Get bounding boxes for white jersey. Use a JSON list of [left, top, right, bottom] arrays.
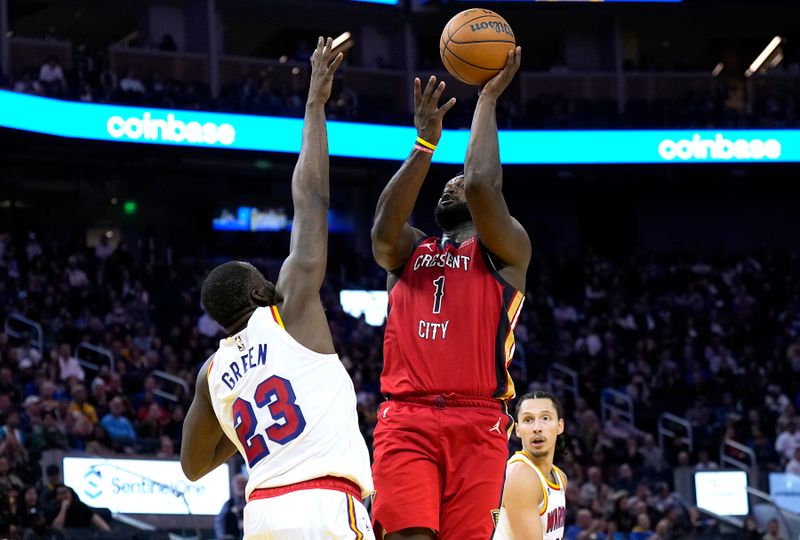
[[207, 306, 373, 501], [493, 452, 566, 540]]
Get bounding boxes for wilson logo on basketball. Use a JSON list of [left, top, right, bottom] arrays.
[[469, 21, 514, 37]]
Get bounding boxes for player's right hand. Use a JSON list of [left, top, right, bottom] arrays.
[[308, 36, 344, 105], [414, 75, 456, 146]]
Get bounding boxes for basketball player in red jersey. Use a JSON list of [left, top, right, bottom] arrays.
[[370, 47, 528, 540]]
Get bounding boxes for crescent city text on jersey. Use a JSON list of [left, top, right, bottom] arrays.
[[220, 343, 268, 390], [412, 252, 471, 271]]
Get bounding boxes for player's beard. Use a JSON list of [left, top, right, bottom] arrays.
[[528, 446, 552, 459], [434, 201, 471, 231]]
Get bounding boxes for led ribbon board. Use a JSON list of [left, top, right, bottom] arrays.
[[1, 90, 797, 164]]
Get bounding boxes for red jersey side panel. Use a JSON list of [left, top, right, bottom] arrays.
[[381, 236, 524, 399]]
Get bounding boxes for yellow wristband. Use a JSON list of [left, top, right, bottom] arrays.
[[416, 136, 437, 151]]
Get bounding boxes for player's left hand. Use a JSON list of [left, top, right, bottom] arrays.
[[308, 36, 344, 105], [480, 46, 521, 100]]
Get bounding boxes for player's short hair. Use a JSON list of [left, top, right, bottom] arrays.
[[515, 390, 569, 457], [201, 261, 262, 329]]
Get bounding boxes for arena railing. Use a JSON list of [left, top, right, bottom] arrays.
[[10, 36, 798, 121], [600, 387, 635, 428], [721, 438, 758, 487], [8, 36, 73, 73], [747, 485, 800, 538], [4, 312, 43, 353], [151, 369, 190, 403], [76, 342, 116, 376], [547, 363, 579, 401], [658, 412, 694, 454]]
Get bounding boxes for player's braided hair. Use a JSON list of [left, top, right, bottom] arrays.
[[515, 390, 569, 458], [201, 261, 262, 329]]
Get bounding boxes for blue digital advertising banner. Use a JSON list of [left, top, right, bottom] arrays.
[[1, 90, 797, 165]]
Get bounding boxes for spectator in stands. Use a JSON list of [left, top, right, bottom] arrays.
[[94, 234, 115, 260], [565, 508, 603, 540], [38, 56, 65, 95], [68, 384, 97, 424], [786, 446, 800, 476], [56, 344, 84, 382], [742, 517, 761, 540], [686, 506, 717, 536], [0, 456, 23, 493], [629, 513, 653, 540], [580, 466, 608, 506], [762, 518, 786, 540], [99, 396, 136, 451], [15, 333, 42, 368], [639, 434, 669, 479], [215, 473, 247, 540], [775, 419, 800, 464], [29, 409, 69, 451], [156, 434, 176, 458], [158, 34, 177, 52], [64, 257, 89, 289], [48, 484, 110, 532], [694, 448, 719, 470], [119, 69, 146, 95], [11, 71, 43, 95], [17, 485, 46, 529]]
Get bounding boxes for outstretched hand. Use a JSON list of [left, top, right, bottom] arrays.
[[414, 75, 457, 147], [308, 36, 344, 105], [480, 46, 521, 100]]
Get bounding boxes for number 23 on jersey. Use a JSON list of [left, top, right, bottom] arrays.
[[232, 375, 306, 467]]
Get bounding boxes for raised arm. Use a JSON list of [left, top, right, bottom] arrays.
[[275, 37, 343, 353], [463, 47, 531, 290], [371, 76, 456, 271]]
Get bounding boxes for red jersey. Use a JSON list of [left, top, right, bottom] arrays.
[[381, 235, 524, 400]]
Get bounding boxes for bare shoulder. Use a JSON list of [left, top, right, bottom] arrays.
[[505, 460, 542, 504]]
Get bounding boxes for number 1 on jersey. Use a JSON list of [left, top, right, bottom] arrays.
[[432, 276, 445, 314]]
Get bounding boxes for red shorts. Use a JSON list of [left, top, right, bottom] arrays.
[[371, 395, 513, 539]]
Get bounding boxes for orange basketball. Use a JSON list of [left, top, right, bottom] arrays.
[[439, 9, 515, 86]]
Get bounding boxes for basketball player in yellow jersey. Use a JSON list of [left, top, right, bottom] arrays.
[[180, 38, 374, 539], [494, 391, 568, 540]]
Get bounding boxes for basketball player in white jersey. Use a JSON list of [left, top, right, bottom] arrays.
[[494, 391, 568, 540], [180, 37, 374, 540]]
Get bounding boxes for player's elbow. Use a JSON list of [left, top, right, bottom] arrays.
[[293, 186, 331, 210], [180, 451, 204, 482], [181, 462, 203, 482], [464, 168, 501, 194]]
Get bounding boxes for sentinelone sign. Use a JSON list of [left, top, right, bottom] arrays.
[[62, 456, 230, 515], [0, 89, 797, 164]]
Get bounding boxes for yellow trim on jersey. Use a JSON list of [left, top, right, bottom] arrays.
[[506, 291, 524, 323], [553, 465, 567, 493], [497, 291, 524, 401], [534, 462, 562, 491], [206, 355, 215, 377], [508, 453, 547, 516], [270, 305, 285, 329], [346, 494, 364, 540]]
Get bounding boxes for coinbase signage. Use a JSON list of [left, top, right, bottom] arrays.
[[62, 457, 230, 515], [106, 112, 236, 145], [1, 90, 799, 164]]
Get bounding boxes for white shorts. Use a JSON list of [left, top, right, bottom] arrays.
[[243, 488, 374, 540]]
